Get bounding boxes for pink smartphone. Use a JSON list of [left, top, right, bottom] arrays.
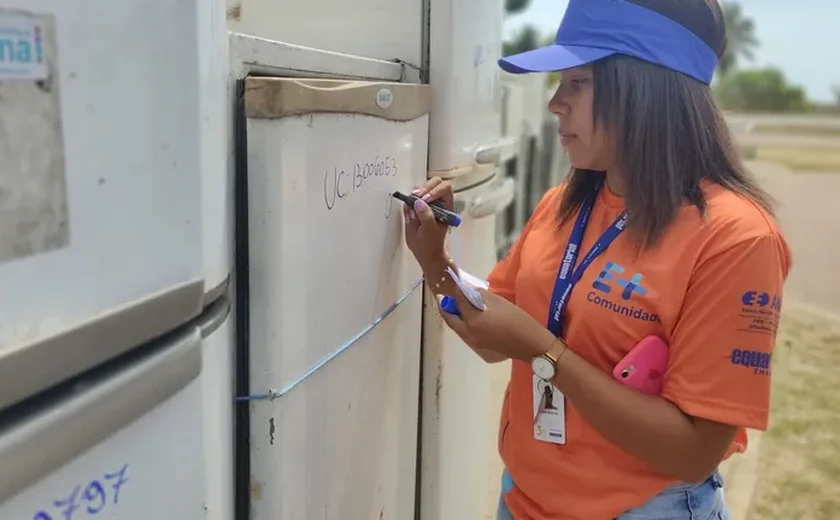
[[612, 335, 669, 395]]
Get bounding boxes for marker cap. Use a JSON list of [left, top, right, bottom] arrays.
[[439, 295, 461, 316]]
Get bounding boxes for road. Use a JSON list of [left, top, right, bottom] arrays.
[[719, 160, 840, 520], [726, 112, 840, 130], [735, 133, 840, 149], [746, 160, 840, 317]]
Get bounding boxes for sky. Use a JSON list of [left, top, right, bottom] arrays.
[[503, 0, 838, 102]]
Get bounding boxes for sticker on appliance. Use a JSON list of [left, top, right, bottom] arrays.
[[0, 10, 69, 264]]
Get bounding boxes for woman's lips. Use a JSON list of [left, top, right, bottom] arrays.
[[560, 133, 577, 145]]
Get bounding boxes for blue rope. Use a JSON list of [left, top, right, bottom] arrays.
[[235, 277, 424, 403]]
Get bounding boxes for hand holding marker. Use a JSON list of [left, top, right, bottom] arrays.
[[394, 190, 484, 316], [392, 191, 462, 227]]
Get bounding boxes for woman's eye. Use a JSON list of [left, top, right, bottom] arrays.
[[560, 78, 589, 91]]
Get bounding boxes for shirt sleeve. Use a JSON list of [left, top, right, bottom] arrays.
[[661, 231, 791, 431], [487, 187, 561, 303]]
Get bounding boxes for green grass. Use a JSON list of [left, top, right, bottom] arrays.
[[746, 308, 840, 520], [753, 146, 840, 173], [752, 123, 840, 139]]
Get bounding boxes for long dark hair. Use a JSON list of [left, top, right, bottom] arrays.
[[557, 0, 774, 248]]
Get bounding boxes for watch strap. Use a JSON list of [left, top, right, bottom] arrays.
[[541, 339, 568, 372]]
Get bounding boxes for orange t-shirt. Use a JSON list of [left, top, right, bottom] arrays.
[[488, 181, 791, 520]]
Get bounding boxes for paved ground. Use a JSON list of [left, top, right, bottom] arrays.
[[726, 113, 840, 129], [720, 159, 840, 520], [737, 133, 840, 149], [719, 429, 763, 520], [747, 160, 840, 317]]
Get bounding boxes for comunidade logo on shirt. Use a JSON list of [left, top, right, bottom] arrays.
[[587, 261, 660, 323]]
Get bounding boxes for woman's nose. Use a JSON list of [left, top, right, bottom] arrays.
[[547, 86, 569, 116], [548, 96, 568, 116]]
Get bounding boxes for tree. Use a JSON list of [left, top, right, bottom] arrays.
[[504, 0, 530, 16], [502, 25, 541, 57], [832, 84, 840, 106], [718, 1, 759, 75], [502, 0, 544, 58], [714, 67, 811, 112]]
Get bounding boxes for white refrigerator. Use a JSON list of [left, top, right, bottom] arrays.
[[226, 32, 429, 520], [419, 0, 516, 519], [0, 1, 233, 519]]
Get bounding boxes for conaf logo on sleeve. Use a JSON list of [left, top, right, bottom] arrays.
[[737, 290, 782, 336]]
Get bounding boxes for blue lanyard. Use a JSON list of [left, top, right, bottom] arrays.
[[547, 187, 627, 337]]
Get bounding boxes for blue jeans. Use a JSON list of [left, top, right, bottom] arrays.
[[497, 468, 730, 519]]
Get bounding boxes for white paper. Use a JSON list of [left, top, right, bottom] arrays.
[[458, 268, 489, 290], [445, 267, 487, 311]]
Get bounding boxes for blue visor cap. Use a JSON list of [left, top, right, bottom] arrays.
[[499, 0, 718, 84]]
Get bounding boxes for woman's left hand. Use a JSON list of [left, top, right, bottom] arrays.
[[438, 286, 556, 362]]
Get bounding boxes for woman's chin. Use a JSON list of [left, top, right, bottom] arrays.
[[566, 152, 605, 172], [567, 156, 594, 170]]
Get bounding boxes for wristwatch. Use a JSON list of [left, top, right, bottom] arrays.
[[531, 339, 568, 381]]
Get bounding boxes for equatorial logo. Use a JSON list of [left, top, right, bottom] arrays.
[[587, 261, 659, 323], [730, 348, 771, 376]]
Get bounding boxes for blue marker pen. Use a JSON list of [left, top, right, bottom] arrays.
[[392, 191, 462, 227]]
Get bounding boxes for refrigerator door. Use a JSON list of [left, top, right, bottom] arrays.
[[199, 295, 235, 520], [499, 78, 528, 253], [427, 0, 503, 172], [199, 0, 233, 300], [420, 177, 514, 520], [0, 325, 204, 518], [420, 1, 508, 517], [455, 176, 515, 221], [226, 0, 423, 68], [242, 76, 429, 519], [0, 1, 204, 412]]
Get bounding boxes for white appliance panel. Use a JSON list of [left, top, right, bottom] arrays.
[[226, 0, 423, 70], [199, 0, 234, 296], [200, 300, 235, 520], [427, 0, 504, 172], [0, 327, 204, 519], [420, 178, 513, 520], [0, 0, 204, 411]]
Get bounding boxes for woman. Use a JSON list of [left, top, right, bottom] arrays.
[[403, 0, 791, 518]]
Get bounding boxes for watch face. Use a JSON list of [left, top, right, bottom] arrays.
[[532, 356, 555, 381]]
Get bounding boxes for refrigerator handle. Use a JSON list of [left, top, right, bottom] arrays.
[[0, 326, 202, 504], [473, 136, 520, 165], [463, 177, 515, 220]]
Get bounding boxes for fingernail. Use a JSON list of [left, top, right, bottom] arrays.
[[409, 210, 416, 220], [422, 193, 431, 202], [412, 188, 422, 195], [414, 199, 426, 212]]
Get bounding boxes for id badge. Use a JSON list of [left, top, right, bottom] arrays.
[[532, 374, 566, 444]]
